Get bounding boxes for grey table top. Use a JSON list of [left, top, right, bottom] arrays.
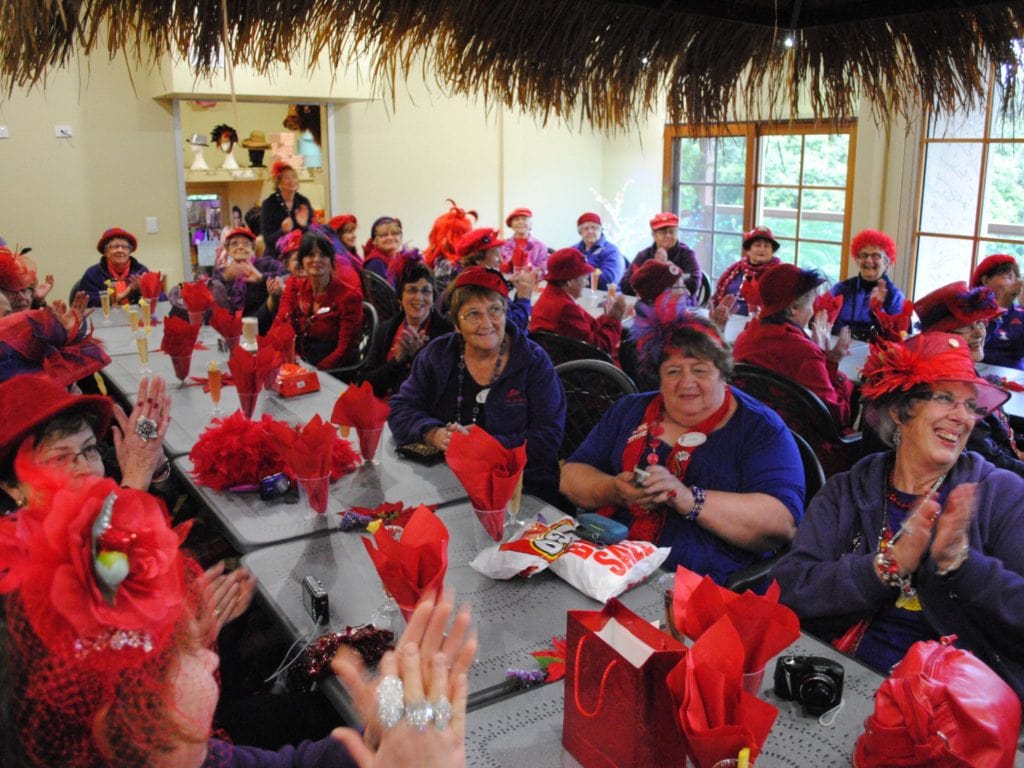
[[173, 428, 466, 552], [93, 302, 184, 353], [465, 631, 889, 768], [241, 496, 663, 706]]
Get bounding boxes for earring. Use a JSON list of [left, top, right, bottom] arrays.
[[892, 427, 902, 447]]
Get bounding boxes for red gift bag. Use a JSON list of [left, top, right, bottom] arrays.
[[563, 598, 687, 768]]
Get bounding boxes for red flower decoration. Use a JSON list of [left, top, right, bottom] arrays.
[[530, 635, 567, 682], [189, 412, 287, 490], [0, 473, 187, 657]]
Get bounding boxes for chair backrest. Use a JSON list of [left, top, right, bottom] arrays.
[[696, 271, 712, 308], [555, 359, 638, 460], [730, 362, 861, 476], [362, 270, 397, 324], [790, 429, 826, 504], [530, 330, 613, 367], [68, 278, 83, 304], [328, 301, 378, 381]]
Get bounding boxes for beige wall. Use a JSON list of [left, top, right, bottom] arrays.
[[0, 43, 921, 300]]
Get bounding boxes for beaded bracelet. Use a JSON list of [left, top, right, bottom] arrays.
[[684, 485, 705, 522], [873, 550, 915, 597]]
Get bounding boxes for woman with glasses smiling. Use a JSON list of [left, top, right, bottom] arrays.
[[828, 229, 905, 340], [389, 267, 566, 500], [359, 260, 453, 398], [775, 333, 1024, 701]]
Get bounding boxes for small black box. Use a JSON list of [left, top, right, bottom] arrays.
[[302, 576, 329, 624]]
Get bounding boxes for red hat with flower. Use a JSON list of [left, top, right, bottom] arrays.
[[0, 472, 202, 767], [649, 212, 680, 230], [277, 229, 303, 257], [971, 253, 1019, 288], [915, 281, 1002, 333], [96, 227, 137, 254], [270, 159, 294, 180], [0, 310, 112, 391], [0, 245, 36, 291], [455, 227, 506, 260], [742, 225, 780, 251], [631, 260, 683, 303], [452, 266, 510, 298], [861, 332, 1009, 415], [505, 207, 533, 227], [850, 229, 897, 265], [328, 214, 358, 232]]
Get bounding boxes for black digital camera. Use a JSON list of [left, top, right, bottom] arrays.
[[773, 655, 844, 715], [302, 576, 330, 625]]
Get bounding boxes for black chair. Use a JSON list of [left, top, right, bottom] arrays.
[[723, 430, 824, 593], [730, 362, 861, 477], [68, 278, 82, 303], [361, 270, 397, 324], [530, 330, 612, 367], [554, 359, 638, 460], [327, 302, 378, 383], [695, 271, 712, 308]]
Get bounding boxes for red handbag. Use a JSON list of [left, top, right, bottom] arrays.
[[563, 598, 688, 768], [855, 636, 1021, 768]]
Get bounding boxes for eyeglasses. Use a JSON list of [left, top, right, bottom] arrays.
[[856, 252, 886, 262], [459, 305, 506, 325], [375, 229, 403, 238], [39, 443, 104, 469], [403, 285, 434, 296], [919, 391, 990, 420]]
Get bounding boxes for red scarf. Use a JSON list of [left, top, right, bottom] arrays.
[[711, 256, 779, 308], [512, 238, 529, 268], [106, 257, 132, 302], [609, 389, 732, 543]]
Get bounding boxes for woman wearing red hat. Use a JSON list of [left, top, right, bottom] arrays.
[[389, 266, 565, 501], [571, 212, 625, 289], [914, 280, 1024, 475], [561, 312, 803, 585], [775, 332, 1024, 702], [972, 253, 1024, 368], [829, 229, 905, 340], [78, 227, 154, 307], [364, 215, 420, 285], [530, 247, 626, 355], [733, 263, 854, 432], [711, 225, 782, 316], [622, 212, 700, 302], [454, 227, 535, 332], [211, 227, 289, 333], [0, 245, 37, 314], [424, 200, 477, 290], [328, 213, 361, 262], [260, 161, 312, 261], [498, 207, 548, 275]]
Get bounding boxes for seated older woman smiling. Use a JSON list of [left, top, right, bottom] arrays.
[[560, 313, 804, 584]]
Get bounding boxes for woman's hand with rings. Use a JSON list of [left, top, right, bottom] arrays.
[[930, 483, 975, 572], [201, 561, 257, 642], [112, 376, 172, 490], [426, 423, 467, 452], [884, 493, 940, 578], [637, 464, 689, 511]]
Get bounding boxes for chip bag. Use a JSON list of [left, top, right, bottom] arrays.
[[550, 538, 670, 602], [470, 514, 576, 579]]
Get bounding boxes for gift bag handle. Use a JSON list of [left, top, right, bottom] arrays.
[[572, 633, 621, 718]]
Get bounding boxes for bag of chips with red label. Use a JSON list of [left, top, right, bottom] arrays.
[[550, 538, 670, 602], [470, 514, 576, 579]]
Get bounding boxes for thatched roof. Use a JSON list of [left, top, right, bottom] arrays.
[[3, 1, 1022, 128]]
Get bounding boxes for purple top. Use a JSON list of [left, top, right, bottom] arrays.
[[202, 737, 354, 767]]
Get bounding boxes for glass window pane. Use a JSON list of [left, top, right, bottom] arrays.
[[800, 189, 845, 242], [686, 232, 712, 273], [990, 77, 1024, 140], [919, 142, 982, 234], [716, 137, 747, 184], [676, 139, 716, 183], [712, 234, 744, 278], [714, 184, 744, 207], [928, 103, 987, 140], [759, 186, 798, 238], [802, 135, 849, 186], [678, 183, 711, 229], [980, 239, 1024, 262], [797, 242, 843, 284], [981, 142, 1024, 238], [760, 135, 802, 185], [914, 236, 974, 298]]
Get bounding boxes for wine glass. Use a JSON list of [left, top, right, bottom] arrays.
[[208, 365, 223, 417], [135, 332, 152, 375], [369, 526, 403, 629]]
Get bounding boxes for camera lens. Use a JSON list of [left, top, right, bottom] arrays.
[[799, 674, 839, 715]]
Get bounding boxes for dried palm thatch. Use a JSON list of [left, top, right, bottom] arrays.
[[2, 0, 1022, 129]]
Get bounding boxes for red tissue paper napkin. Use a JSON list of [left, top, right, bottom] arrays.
[[671, 567, 800, 676], [159, 315, 201, 381], [210, 305, 243, 342], [362, 506, 448, 620], [181, 281, 215, 314], [331, 381, 390, 460], [813, 293, 844, 325], [667, 615, 778, 768], [265, 415, 352, 513], [446, 427, 526, 541], [138, 271, 162, 300]]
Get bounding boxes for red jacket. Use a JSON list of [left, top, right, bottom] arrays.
[[529, 283, 621, 355], [273, 275, 364, 369], [733, 318, 853, 429]]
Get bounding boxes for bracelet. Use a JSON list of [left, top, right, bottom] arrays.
[[935, 546, 970, 577], [873, 551, 915, 598], [684, 485, 705, 522]]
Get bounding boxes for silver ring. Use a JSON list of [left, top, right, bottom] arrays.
[[404, 699, 434, 732], [431, 696, 452, 731], [376, 675, 404, 729], [213, 607, 222, 618], [135, 416, 159, 442]]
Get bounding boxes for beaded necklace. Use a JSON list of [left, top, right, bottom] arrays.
[[455, 335, 507, 425], [880, 466, 947, 609]]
